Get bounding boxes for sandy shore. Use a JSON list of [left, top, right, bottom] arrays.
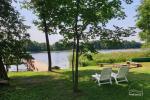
[[33, 60, 48, 72]]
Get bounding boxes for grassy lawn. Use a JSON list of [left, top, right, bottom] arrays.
[[0, 62, 150, 100]]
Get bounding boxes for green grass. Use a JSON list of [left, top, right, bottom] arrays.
[[79, 50, 150, 66], [0, 62, 150, 100]]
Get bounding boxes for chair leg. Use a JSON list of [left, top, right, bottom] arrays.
[[95, 77, 99, 83], [110, 79, 112, 85], [98, 81, 101, 86], [98, 79, 101, 86], [125, 76, 128, 82], [115, 78, 118, 84], [94, 78, 97, 83], [98, 83, 101, 86]]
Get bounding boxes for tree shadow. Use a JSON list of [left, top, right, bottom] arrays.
[[64, 69, 150, 100], [0, 69, 149, 100], [0, 72, 75, 100]]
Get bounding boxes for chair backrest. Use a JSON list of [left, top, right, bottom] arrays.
[[100, 68, 112, 81], [117, 66, 129, 78]]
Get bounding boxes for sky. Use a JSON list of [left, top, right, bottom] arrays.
[[13, 0, 141, 44]]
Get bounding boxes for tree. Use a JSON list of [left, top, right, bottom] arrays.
[[23, 0, 62, 71], [59, 0, 135, 92], [136, 0, 150, 47], [0, 0, 30, 79], [25, 40, 47, 52]]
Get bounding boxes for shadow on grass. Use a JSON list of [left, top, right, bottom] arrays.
[[0, 69, 149, 100], [64, 69, 150, 100]]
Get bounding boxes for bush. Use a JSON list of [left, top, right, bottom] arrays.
[[131, 57, 150, 62]]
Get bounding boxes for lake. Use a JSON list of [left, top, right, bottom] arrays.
[[32, 51, 71, 68], [9, 49, 141, 71]]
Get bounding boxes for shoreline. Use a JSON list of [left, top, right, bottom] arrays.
[[28, 48, 142, 54]]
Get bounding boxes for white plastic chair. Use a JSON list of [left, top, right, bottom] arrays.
[[92, 68, 112, 86], [111, 66, 129, 84]]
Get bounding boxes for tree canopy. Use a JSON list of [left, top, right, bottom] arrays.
[[23, 0, 61, 33], [57, 0, 135, 92], [136, 0, 150, 47], [0, 0, 30, 79]]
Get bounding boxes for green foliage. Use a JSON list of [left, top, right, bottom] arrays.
[[59, 0, 135, 41], [25, 40, 47, 52], [142, 43, 150, 48], [79, 42, 98, 54], [0, 0, 30, 65], [51, 40, 74, 51], [90, 40, 141, 50], [131, 57, 150, 62], [136, 0, 150, 46], [23, 0, 61, 33], [79, 50, 150, 66]]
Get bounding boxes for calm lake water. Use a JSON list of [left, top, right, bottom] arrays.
[[32, 51, 71, 68], [9, 49, 141, 71]]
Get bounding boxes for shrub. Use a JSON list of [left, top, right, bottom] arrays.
[[131, 57, 150, 62]]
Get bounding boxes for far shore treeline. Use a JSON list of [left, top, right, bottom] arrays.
[[26, 40, 142, 52]]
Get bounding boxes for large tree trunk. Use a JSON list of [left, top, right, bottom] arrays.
[[0, 57, 8, 80], [43, 18, 52, 71]]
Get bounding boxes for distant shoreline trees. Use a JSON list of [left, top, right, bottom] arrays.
[[25, 40, 142, 52]]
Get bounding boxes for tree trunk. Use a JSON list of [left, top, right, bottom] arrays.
[[43, 18, 52, 71], [74, 35, 79, 92], [72, 36, 76, 85], [74, 0, 80, 92], [5, 65, 9, 73], [0, 57, 8, 80], [16, 64, 19, 72]]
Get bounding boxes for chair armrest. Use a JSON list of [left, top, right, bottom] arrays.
[[92, 73, 101, 79], [111, 72, 117, 78]]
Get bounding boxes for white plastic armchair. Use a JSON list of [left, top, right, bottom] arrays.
[[111, 66, 129, 84], [92, 68, 112, 86]]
